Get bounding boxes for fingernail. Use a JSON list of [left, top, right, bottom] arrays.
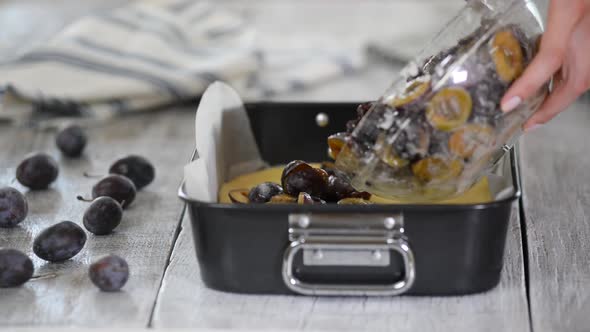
[[525, 124, 542, 133], [502, 96, 522, 113]]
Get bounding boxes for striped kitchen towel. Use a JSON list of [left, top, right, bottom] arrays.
[[0, 0, 365, 124]]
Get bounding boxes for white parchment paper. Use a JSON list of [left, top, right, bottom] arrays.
[[183, 82, 267, 202]]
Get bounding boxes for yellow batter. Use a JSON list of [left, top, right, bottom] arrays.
[[219, 164, 492, 205]]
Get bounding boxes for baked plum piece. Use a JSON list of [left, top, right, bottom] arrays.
[[281, 161, 329, 198], [227, 160, 371, 204], [248, 182, 283, 204]]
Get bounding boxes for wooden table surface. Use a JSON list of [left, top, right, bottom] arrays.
[[1, 0, 588, 331]]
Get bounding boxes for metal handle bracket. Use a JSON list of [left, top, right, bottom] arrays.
[[282, 213, 415, 296]]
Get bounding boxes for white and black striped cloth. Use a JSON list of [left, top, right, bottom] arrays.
[[0, 0, 364, 123]]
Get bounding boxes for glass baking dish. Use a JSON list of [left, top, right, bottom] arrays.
[[334, 0, 547, 202]]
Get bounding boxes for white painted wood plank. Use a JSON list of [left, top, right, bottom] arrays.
[[152, 201, 530, 331], [520, 98, 590, 332], [0, 109, 194, 327]]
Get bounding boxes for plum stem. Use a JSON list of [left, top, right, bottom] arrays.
[[77, 195, 93, 202], [83, 172, 103, 178], [30, 273, 58, 281]]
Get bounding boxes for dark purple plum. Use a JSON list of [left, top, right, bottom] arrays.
[[109, 156, 155, 190], [86, 175, 136, 209], [33, 221, 87, 262], [83, 197, 123, 235], [248, 182, 283, 203], [89, 255, 129, 292], [16, 153, 59, 190], [0, 187, 28, 228], [56, 125, 87, 157], [0, 249, 34, 288]]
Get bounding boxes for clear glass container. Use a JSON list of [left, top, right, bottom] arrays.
[[335, 0, 549, 202]]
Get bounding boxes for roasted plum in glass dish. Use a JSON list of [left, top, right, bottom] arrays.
[[333, 0, 548, 202]]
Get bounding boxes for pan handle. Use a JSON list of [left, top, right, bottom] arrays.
[[282, 213, 415, 296], [282, 238, 415, 297]]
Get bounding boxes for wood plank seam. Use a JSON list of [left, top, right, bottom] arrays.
[[147, 204, 187, 328], [518, 186, 534, 331], [513, 148, 534, 331], [148, 145, 196, 327], [518, 148, 540, 332]]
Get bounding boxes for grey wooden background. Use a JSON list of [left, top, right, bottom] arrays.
[[1, 0, 588, 331]]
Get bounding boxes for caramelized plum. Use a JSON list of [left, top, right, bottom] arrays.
[[449, 124, 495, 159], [490, 28, 525, 83], [267, 194, 297, 204], [390, 77, 431, 108], [426, 87, 472, 131], [281, 161, 329, 197], [324, 175, 371, 202], [248, 182, 283, 204], [228, 189, 249, 204], [297, 192, 315, 205], [320, 161, 337, 176], [324, 175, 355, 202], [411, 157, 463, 183], [380, 151, 410, 169], [327, 133, 348, 160]]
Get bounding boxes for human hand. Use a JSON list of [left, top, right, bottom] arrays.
[[500, 0, 590, 131]]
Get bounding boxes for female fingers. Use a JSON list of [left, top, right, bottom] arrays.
[[501, 0, 586, 113], [523, 12, 590, 130]]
